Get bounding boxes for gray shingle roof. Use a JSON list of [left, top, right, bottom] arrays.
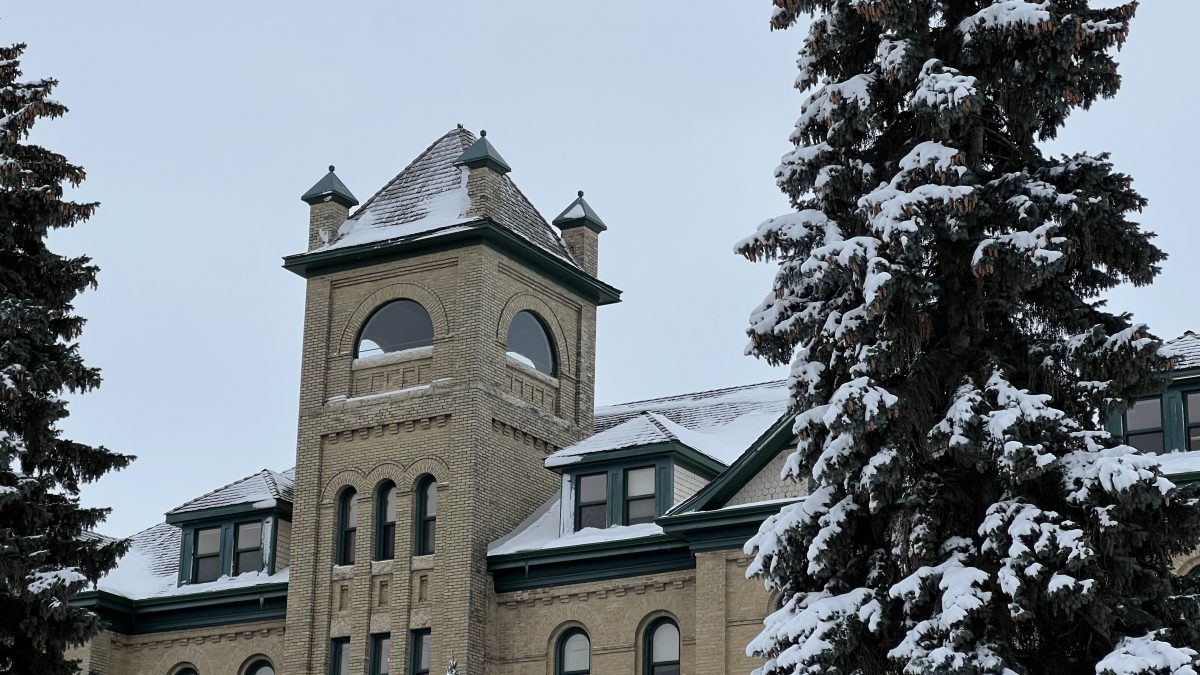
[[594, 380, 789, 434], [318, 127, 578, 265], [166, 468, 294, 516], [1165, 331, 1200, 370]]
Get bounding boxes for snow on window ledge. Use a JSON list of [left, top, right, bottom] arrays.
[[506, 353, 559, 386], [352, 345, 434, 370]]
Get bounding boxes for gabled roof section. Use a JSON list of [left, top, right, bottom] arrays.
[[1165, 331, 1200, 370], [310, 126, 577, 265], [547, 380, 791, 468], [166, 468, 294, 518]]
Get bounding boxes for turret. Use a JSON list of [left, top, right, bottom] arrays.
[[553, 190, 607, 277], [300, 165, 358, 251]]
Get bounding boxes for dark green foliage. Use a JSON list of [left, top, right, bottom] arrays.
[[0, 42, 132, 673]]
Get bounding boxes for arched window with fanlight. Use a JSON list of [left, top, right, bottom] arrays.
[[506, 310, 557, 376], [644, 618, 680, 675], [336, 488, 358, 565], [244, 659, 275, 675], [414, 476, 437, 556], [556, 628, 590, 675], [375, 481, 397, 561], [356, 300, 434, 358]]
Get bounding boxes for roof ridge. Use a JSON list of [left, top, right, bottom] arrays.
[[643, 412, 682, 443], [348, 127, 475, 221], [165, 468, 274, 515], [598, 379, 787, 410]]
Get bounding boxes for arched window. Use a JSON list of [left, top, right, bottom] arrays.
[[506, 310, 556, 376], [415, 477, 437, 556], [175, 668, 199, 675], [376, 482, 397, 561], [644, 619, 680, 674], [336, 488, 358, 565], [556, 628, 590, 675], [245, 659, 275, 675], [356, 300, 434, 358]]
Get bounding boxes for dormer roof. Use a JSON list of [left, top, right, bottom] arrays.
[[165, 468, 294, 520]]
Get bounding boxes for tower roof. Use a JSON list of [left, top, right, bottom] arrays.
[[314, 127, 577, 264], [453, 130, 512, 174], [301, 166, 358, 208], [552, 190, 607, 232]]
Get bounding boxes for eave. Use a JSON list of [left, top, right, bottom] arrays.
[[72, 582, 288, 635], [165, 501, 292, 526], [487, 533, 691, 593], [282, 219, 621, 306], [547, 441, 726, 478]]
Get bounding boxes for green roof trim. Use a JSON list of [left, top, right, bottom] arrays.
[[658, 497, 802, 552], [164, 501, 291, 526], [552, 191, 608, 233], [669, 413, 797, 515], [282, 218, 621, 306], [453, 131, 512, 174], [488, 533, 691, 592], [72, 582, 288, 635], [301, 166, 359, 208], [550, 440, 726, 477]]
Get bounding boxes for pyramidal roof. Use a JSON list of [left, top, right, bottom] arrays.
[[316, 127, 577, 265]]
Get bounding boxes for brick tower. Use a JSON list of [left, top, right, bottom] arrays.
[[280, 127, 619, 675]]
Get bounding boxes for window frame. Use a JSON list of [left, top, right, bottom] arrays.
[[192, 525, 223, 584], [1123, 396, 1165, 454], [556, 628, 591, 675], [506, 310, 558, 377], [355, 299, 434, 359], [414, 477, 437, 557], [574, 472, 608, 532], [336, 488, 358, 566], [623, 465, 657, 526], [643, 618, 681, 675], [409, 629, 431, 675], [233, 520, 264, 576], [244, 658, 275, 675], [375, 482, 397, 561], [1184, 390, 1200, 452], [369, 632, 391, 675], [329, 637, 350, 675]]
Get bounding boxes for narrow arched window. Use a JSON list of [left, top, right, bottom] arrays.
[[415, 477, 437, 556], [245, 659, 275, 675], [557, 628, 590, 675], [506, 310, 557, 376], [644, 619, 680, 674], [357, 300, 434, 358], [376, 482, 397, 561], [336, 488, 358, 565], [175, 668, 199, 675]]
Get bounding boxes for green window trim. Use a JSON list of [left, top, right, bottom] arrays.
[[1124, 396, 1165, 453], [569, 458, 674, 531], [643, 618, 680, 674], [336, 488, 358, 566], [574, 472, 608, 531], [414, 477, 437, 557], [624, 466, 657, 526], [233, 520, 264, 576], [1184, 391, 1200, 451], [329, 637, 350, 675], [370, 632, 391, 675], [556, 627, 591, 675], [176, 512, 281, 586], [191, 526, 222, 583], [410, 629, 431, 675]]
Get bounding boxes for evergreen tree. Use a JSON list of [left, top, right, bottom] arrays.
[[739, 2, 1200, 673], [0, 42, 132, 673]]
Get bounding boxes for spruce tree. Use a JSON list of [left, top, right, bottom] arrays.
[[739, 2, 1200, 673], [0, 42, 132, 673]]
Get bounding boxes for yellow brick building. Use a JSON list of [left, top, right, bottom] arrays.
[[68, 127, 1200, 675]]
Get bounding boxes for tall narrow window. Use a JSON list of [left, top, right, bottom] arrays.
[[356, 300, 434, 358], [557, 629, 590, 675], [376, 482, 397, 561], [624, 466, 656, 525], [415, 477, 437, 556], [1186, 393, 1200, 451], [370, 633, 391, 675], [506, 310, 557, 376], [330, 638, 350, 675], [337, 489, 358, 565], [1124, 397, 1163, 453], [575, 473, 607, 531], [234, 521, 263, 575], [644, 619, 680, 675], [192, 526, 221, 583], [410, 630, 431, 675]]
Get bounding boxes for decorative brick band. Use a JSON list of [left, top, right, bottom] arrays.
[[491, 418, 559, 453], [322, 414, 450, 444]]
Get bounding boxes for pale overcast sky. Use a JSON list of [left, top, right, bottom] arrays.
[[4, 2, 1197, 536]]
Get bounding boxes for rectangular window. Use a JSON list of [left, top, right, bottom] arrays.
[[1125, 397, 1164, 453], [234, 521, 263, 575], [330, 637, 350, 675], [410, 630, 431, 675], [625, 466, 657, 525], [370, 633, 391, 675], [575, 472, 608, 531], [1187, 393, 1200, 451], [192, 526, 221, 583]]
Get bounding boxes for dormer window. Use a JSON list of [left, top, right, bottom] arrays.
[[1125, 397, 1163, 453], [193, 527, 221, 583], [234, 521, 263, 575], [1186, 392, 1200, 450], [624, 467, 656, 525], [507, 310, 556, 376], [575, 473, 608, 530], [356, 300, 434, 358]]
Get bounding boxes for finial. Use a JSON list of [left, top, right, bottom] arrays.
[[480, 129, 487, 137], [328, 165, 335, 172], [457, 123, 463, 129], [578, 190, 584, 198]]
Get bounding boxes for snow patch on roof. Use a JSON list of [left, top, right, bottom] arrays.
[[1164, 331, 1200, 370], [167, 468, 294, 516], [1154, 450, 1200, 477], [487, 493, 664, 556]]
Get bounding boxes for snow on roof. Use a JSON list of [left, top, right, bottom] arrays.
[[1164, 331, 1200, 370], [316, 127, 578, 265], [487, 494, 664, 556], [1155, 450, 1200, 477], [547, 380, 791, 468], [166, 468, 294, 516]]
